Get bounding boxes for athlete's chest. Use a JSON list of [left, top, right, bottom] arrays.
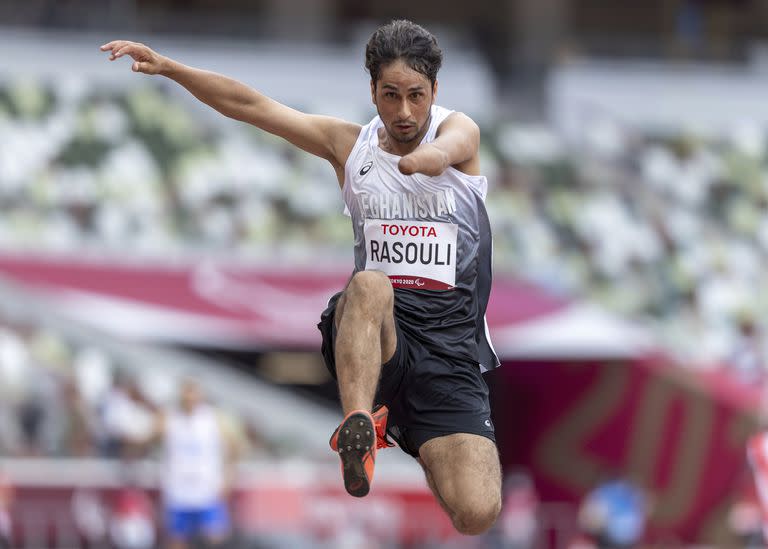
[[348, 148, 459, 222], [348, 148, 462, 290]]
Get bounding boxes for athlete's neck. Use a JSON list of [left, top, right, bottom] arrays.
[[379, 113, 432, 157]]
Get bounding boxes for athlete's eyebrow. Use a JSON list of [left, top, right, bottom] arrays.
[[381, 83, 426, 92]]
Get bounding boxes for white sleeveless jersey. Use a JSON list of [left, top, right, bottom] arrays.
[[342, 105, 499, 371], [162, 404, 224, 508]]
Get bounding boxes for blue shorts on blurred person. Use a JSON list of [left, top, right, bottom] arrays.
[[166, 501, 230, 541]]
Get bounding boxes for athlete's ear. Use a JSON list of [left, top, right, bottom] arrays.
[[370, 79, 377, 105], [432, 79, 438, 100]]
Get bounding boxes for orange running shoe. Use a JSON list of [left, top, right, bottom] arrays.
[[329, 405, 392, 497], [371, 404, 394, 450]]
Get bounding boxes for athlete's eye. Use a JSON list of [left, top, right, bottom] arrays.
[[384, 91, 397, 99]]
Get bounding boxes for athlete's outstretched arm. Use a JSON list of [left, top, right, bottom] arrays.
[[398, 112, 481, 177], [100, 40, 360, 172]]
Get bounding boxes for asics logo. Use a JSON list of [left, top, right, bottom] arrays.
[[359, 161, 373, 176]]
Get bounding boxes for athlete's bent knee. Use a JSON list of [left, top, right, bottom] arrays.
[[451, 498, 501, 536], [345, 270, 393, 308]]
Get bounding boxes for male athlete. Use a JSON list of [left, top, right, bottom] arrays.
[[102, 19, 502, 535], [116, 378, 238, 548], [151, 379, 238, 549]]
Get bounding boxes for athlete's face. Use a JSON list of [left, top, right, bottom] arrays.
[[180, 381, 202, 412], [371, 59, 437, 153]]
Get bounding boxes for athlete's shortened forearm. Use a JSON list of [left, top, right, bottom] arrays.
[[398, 143, 450, 177], [398, 113, 479, 177]]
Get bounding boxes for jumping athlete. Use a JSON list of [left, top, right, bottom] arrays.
[[101, 19, 502, 535]]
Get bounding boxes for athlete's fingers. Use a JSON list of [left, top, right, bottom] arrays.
[[101, 42, 120, 60], [108, 40, 137, 54], [101, 41, 132, 61], [101, 40, 131, 52], [114, 43, 148, 62], [111, 43, 134, 58]]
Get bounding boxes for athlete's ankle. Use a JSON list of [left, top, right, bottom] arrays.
[[341, 405, 374, 417]]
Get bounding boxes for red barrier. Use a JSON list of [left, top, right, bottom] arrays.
[[1, 468, 461, 548]]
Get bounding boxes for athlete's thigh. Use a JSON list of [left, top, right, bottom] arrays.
[[334, 275, 398, 364], [419, 433, 501, 508]]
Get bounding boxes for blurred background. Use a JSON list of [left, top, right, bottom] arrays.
[[1, 0, 768, 547]]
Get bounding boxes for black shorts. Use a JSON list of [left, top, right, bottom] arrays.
[[318, 292, 495, 458]]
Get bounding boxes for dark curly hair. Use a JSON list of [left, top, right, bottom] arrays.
[[365, 20, 443, 88]]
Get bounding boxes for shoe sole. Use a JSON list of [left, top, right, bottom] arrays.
[[336, 412, 376, 497]]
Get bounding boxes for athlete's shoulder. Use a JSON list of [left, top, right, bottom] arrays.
[[436, 109, 478, 131], [432, 108, 482, 177], [436, 111, 481, 151], [337, 119, 364, 139], [362, 112, 383, 134], [346, 113, 382, 156], [432, 104, 455, 117], [328, 118, 364, 171]]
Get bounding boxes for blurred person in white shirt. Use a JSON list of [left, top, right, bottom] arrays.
[[143, 379, 240, 549]]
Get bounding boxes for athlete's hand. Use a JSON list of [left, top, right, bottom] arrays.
[[100, 40, 166, 75], [399, 143, 449, 177]]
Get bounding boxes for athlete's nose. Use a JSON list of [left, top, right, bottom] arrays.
[[397, 98, 411, 120]]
